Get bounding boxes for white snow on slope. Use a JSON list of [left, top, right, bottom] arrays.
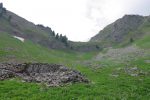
[[13, 36, 25, 42]]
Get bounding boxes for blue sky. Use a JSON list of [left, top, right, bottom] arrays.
[[0, 0, 150, 41]]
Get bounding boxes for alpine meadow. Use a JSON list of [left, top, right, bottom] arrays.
[[0, 2, 150, 100]]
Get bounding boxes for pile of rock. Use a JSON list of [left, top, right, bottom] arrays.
[[0, 63, 88, 86], [95, 45, 149, 64], [110, 66, 149, 77], [124, 67, 148, 77]]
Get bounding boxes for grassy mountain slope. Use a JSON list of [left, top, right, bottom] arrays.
[[90, 15, 150, 47], [0, 9, 68, 49], [0, 4, 149, 100], [0, 4, 101, 51], [0, 32, 98, 64], [0, 30, 149, 100]]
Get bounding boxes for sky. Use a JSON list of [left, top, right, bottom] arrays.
[[0, 0, 150, 41]]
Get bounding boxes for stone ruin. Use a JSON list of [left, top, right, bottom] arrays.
[[0, 63, 89, 86]]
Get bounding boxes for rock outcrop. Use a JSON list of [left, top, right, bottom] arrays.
[[0, 63, 89, 86]]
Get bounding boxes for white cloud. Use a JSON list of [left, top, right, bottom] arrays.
[[0, 0, 150, 41]]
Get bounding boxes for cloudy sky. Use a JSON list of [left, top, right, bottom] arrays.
[[0, 0, 150, 41]]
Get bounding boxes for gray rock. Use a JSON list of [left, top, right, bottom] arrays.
[[0, 69, 14, 80], [0, 63, 89, 86]]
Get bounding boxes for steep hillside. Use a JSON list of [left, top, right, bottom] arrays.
[[0, 4, 68, 49], [0, 32, 98, 64], [90, 15, 150, 47], [0, 3, 101, 52]]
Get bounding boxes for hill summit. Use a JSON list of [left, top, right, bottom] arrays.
[[90, 14, 150, 47]]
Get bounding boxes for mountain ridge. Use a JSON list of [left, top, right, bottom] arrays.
[[0, 4, 100, 52], [90, 14, 150, 47], [0, 3, 149, 51]]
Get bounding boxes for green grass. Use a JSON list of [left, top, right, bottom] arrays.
[[0, 32, 150, 99], [0, 61, 149, 100], [135, 33, 150, 48], [0, 32, 96, 64]]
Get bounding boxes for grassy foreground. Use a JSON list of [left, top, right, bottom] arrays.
[[0, 32, 150, 99], [0, 61, 149, 100]]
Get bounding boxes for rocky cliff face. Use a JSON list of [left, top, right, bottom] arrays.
[[90, 15, 147, 46], [0, 63, 88, 86]]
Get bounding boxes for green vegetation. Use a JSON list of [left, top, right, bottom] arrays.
[[0, 31, 149, 99], [0, 3, 4, 17], [0, 3, 7, 18], [0, 9, 149, 99], [0, 60, 149, 100], [55, 33, 68, 46], [0, 32, 97, 64]]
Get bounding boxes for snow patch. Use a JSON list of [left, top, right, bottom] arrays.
[[13, 36, 25, 42]]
